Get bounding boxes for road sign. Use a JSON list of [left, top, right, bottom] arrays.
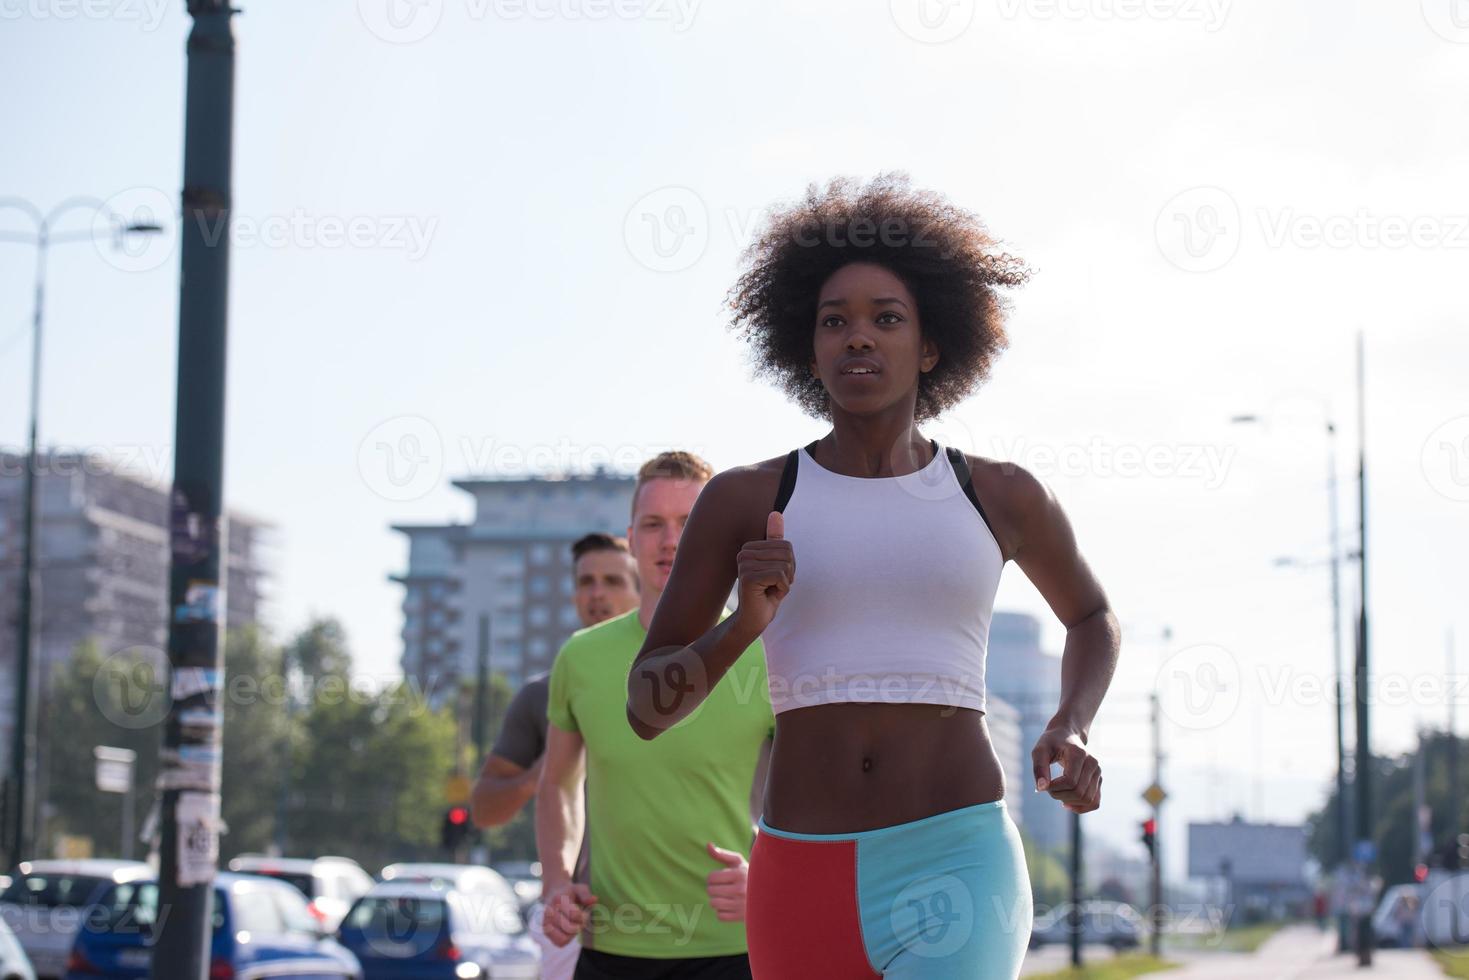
[[95, 746, 137, 794], [1354, 838, 1376, 864], [1142, 783, 1167, 808]]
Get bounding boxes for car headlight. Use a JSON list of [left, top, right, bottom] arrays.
[[454, 962, 482, 979]]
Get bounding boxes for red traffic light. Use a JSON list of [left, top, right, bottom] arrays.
[[1143, 818, 1156, 836], [448, 805, 469, 826], [1414, 863, 1429, 882]]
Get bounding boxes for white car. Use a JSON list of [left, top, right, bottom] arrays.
[[0, 915, 35, 980], [0, 859, 150, 979], [378, 864, 524, 926], [226, 855, 375, 932]]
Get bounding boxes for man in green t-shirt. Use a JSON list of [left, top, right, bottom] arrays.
[[537, 451, 774, 980]]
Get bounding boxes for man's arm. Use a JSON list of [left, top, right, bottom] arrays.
[[535, 721, 588, 891], [471, 753, 542, 829], [472, 680, 549, 828]]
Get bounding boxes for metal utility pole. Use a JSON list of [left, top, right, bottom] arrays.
[[1069, 812, 1082, 968], [152, 3, 236, 978], [1352, 331, 1373, 965], [1149, 691, 1163, 958], [0, 197, 160, 869], [1451, 629, 1461, 844], [473, 614, 491, 760]]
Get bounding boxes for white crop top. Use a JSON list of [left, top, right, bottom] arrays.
[[759, 438, 1006, 715]]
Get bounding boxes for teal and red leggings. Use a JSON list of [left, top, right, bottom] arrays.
[[746, 799, 1032, 979]]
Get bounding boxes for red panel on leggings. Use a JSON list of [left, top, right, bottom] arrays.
[[746, 831, 880, 979]]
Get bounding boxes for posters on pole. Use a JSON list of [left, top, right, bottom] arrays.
[[176, 791, 221, 887]]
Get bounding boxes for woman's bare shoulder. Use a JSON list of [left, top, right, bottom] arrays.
[[700, 453, 794, 541]]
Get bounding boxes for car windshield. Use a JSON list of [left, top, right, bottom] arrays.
[[243, 870, 315, 898], [86, 882, 225, 935], [0, 872, 110, 909], [344, 895, 448, 953]]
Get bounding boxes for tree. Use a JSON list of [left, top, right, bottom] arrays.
[[219, 625, 290, 859]]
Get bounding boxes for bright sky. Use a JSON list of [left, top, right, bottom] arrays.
[[3, 0, 1467, 872]]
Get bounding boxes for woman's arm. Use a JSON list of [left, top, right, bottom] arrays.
[[626, 468, 790, 740], [981, 458, 1119, 812]]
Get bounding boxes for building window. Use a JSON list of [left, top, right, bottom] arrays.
[[530, 543, 552, 564], [529, 575, 550, 597], [560, 606, 581, 628], [529, 637, 549, 659], [528, 606, 549, 628]]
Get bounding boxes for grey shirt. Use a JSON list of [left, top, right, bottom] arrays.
[[493, 672, 590, 885]]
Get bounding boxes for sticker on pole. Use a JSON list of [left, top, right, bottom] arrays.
[[176, 791, 221, 887]]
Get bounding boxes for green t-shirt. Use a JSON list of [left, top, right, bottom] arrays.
[[546, 607, 774, 959]]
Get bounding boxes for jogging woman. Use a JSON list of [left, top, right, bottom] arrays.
[[626, 173, 1120, 979]]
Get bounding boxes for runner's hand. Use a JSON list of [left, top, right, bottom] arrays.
[[542, 880, 597, 946], [706, 841, 749, 922], [1031, 726, 1102, 814], [735, 511, 795, 636]]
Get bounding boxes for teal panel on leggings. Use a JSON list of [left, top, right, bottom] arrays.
[[855, 799, 1033, 979]]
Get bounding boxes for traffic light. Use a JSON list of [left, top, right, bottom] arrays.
[[441, 805, 474, 852], [1140, 817, 1157, 859]]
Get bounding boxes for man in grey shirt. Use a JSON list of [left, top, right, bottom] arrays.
[[472, 533, 639, 979]]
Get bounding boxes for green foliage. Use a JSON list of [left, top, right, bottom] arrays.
[[1305, 729, 1467, 886]]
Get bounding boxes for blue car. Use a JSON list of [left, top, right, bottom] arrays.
[[64, 871, 362, 979], [335, 882, 538, 979]]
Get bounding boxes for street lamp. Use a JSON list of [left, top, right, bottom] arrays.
[[1230, 405, 1353, 951], [0, 195, 164, 869]]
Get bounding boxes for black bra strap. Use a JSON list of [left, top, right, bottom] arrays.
[[773, 448, 801, 513], [945, 445, 1004, 558]]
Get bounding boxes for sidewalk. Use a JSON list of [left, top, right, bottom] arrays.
[[1163, 924, 1444, 979]]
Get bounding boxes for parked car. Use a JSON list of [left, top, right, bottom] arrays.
[[1028, 900, 1144, 950], [226, 856, 375, 931], [336, 882, 537, 979], [64, 871, 361, 979], [489, 862, 541, 912], [377, 866, 521, 922], [0, 916, 36, 980], [0, 860, 151, 979], [1373, 883, 1423, 948]]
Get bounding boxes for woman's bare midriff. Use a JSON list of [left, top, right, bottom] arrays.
[[760, 701, 1008, 834]]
